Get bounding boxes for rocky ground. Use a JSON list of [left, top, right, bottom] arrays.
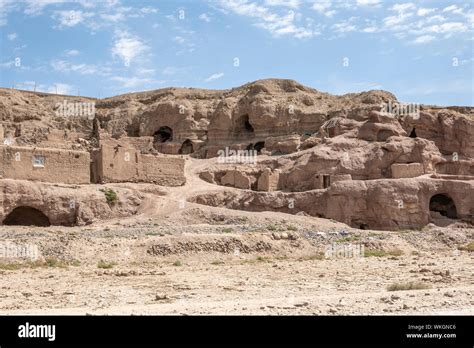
[[0, 205, 472, 315]]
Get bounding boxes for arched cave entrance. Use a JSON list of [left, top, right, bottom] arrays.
[[153, 126, 173, 143], [3, 206, 51, 227], [429, 194, 457, 219], [254, 141, 265, 153], [409, 128, 417, 138], [178, 139, 194, 154], [234, 114, 254, 137]]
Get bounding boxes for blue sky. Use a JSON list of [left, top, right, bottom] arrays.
[[0, 0, 472, 105]]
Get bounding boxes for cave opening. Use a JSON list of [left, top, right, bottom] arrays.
[[3, 206, 51, 227], [153, 126, 173, 143], [429, 194, 457, 219], [178, 139, 194, 154], [235, 114, 254, 135], [409, 128, 417, 138], [323, 175, 331, 188], [244, 119, 254, 133], [254, 141, 265, 153]]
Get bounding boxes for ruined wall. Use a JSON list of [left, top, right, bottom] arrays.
[[257, 169, 280, 191], [137, 154, 186, 186], [96, 141, 185, 186], [0, 145, 90, 184], [435, 160, 474, 176], [391, 163, 424, 178]]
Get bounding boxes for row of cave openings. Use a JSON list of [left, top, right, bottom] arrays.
[[1, 193, 459, 227], [153, 126, 194, 155], [152, 114, 265, 155]]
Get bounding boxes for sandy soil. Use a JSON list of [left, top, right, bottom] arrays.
[[0, 218, 472, 315], [0, 158, 472, 315]]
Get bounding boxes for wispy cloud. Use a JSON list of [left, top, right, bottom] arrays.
[[50, 59, 97, 75], [53, 10, 93, 28], [199, 13, 211, 22], [218, 0, 316, 39], [204, 72, 224, 82], [110, 76, 161, 88], [64, 49, 80, 56], [24, 0, 66, 16], [265, 0, 301, 9], [412, 35, 435, 44]]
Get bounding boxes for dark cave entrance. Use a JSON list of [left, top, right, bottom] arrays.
[[323, 175, 331, 189], [178, 139, 194, 154], [254, 141, 265, 153], [3, 207, 51, 227], [429, 194, 457, 219], [234, 114, 255, 137], [153, 126, 173, 143], [409, 128, 417, 138]]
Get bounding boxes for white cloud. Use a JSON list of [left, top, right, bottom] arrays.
[[0, 0, 19, 26], [199, 13, 211, 22], [173, 36, 185, 44], [356, 0, 381, 6], [417, 8, 436, 16], [100, 12, 126, 22], [415, 22, 468, 35], [333, 21, 357, 33], [50, 59, 97, 74], [390, 3, 416, 13], [53, 10, 93, 28], [24, 0, 66, 16], [265, 0, 300, 9], [110, 76, 156, 88], [219, 0, 316, 39], [425, 15, 446, 23], [47, 83, 74, 95], [412, 35, 435, 44], [65, 49, 80, 56], [204, 72, 224, 82], [140, 7, 158, 14], [362, 26, 378, 33], [312, 0, 331, 13], [162, 66, 187, 75], [111, 30, 150, 65], [7, 32, 17, 40], [443, 5, 462, 14], [136, 67, 155, 75]]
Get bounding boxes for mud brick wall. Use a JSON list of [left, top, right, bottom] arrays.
[[0, 145, 90, 184]]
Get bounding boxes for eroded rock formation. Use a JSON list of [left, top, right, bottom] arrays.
[[0, 78, 472, 229]]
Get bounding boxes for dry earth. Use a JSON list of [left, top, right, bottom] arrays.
[[0, 159, 472, 315]]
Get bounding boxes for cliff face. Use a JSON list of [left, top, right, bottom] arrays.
[[1, 78, 471, 159], [0, 79, 397, 151], [0, 78, 473, 230]]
